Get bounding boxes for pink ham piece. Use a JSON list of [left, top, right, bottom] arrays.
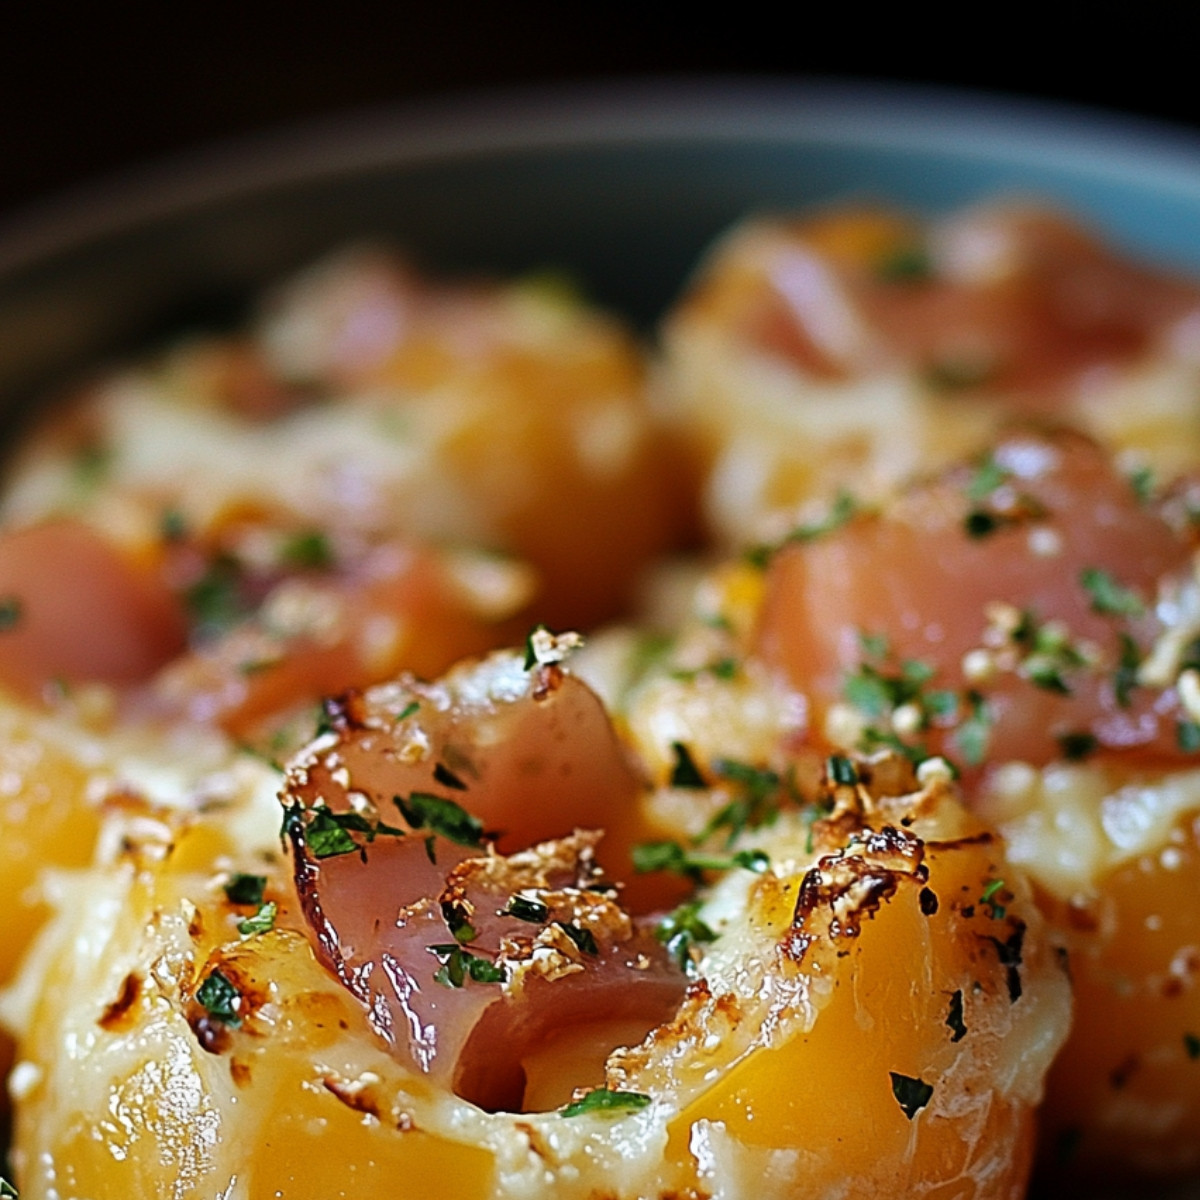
[[759, 428, 1198, 772], [280, 649, 688, 1111]]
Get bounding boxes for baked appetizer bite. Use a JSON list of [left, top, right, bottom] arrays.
[[3, 647, 1070, 1200], [661, 204, 1200, 546], [2, 246, 683, 640], [749, 423, 1200, 1181]]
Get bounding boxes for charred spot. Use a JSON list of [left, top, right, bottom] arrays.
[[191, 1014, 234, 1055], [98, 972, 141, 1031], [1109, 1053, 1141, 1090], [323, 1074, 386, 1121], [1064, 900, 1099, 933], [986, 921, 1026, 1003], [321, 690, 370, 733], [792, 857, 901, 940], [919, 887, 939, 916]]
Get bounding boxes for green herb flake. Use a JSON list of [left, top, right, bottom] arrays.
[[980, 878, 1007, 919], [632, 840, 769, 878], [1, 1176, 18, 1199], [967, 456, 1011, 502], [1129, 465, 1156, 504], [1179, 721, 1200, 753], [926, 355, 995, 391], [504, 894, 550, 924], [523, 623, 549, 670], [656, 899, 717, 973], [557, 921, 599, 956], [1057, 730, 1098, 761], [876, 242, 932, 283], [433, 761, 468, 791], [827, 755, 859, 786], [669, 741, 707, 790], [1185, 1033, 1200, 1060], [0, 596, 22, 632], [560, 1088, 652, 1119], [396, 700, 420, 721], [279, 529, 334, 570], [160, 507, 187, 542], [238, 901, 278, 937], [858, 630, 890, 660], [73, 442, 111, 489], [428, 944, 504, 988], [1114, 634, 1142, 709], [196, 968, 243, 1027], [745, 490, 858, 569], [889, 1071, 934, 1120], [224, 873, 267, 907], [946, 989, 967, 1042], [396, 792, 484, 848], [954, 692, 992, 767], [1081, 567, 1144, 617], [304, 808, 363, 859], [964, 509, 1001, 539], [184, 554, 247, 638]]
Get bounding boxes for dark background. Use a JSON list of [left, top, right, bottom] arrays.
[[1, 7, 1198, 224]]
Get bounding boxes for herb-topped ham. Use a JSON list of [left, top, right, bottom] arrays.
[[758, 427, 1199, 773]]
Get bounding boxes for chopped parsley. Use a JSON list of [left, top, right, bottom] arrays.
[[300, 806, 406, 860], [523, 623, 549, 669], [827, 755, 859, 786], [953, 692, 992, 766], [926, 355, 994, 391], [1058, 731, 1098, 761], [395, 792, 485, 848], [699, 758, 797, 845], [980, 879, 1007, 920], [745, 490, 858, 569], [504, 894, 550, 924], [396, 700, 420, 721], [632, 840, 768, 879], [889, 1072, 934, 1120], [160, 507, 187, 542], [947, 989, 967, 1042], [556, 921, 599, 956], [560, 1088, 651, 1118], [1080, 567, 1144, 617], [224, 873, 267, 906], [441, 899, 477, 944], [656, 899, 717, 973], [876, 241, 932, 283], [237, 901, 277, 937], [1185, 1033, 1200, 1060], [183, 553, 247, 638], [0, 596, 21, 632], [73, 442, 111, 490], [196, 968, 242, 1027], [1179, 721, 1200, 753], [0, 1176, 17, 1199], [966, 456, 1010, 502], [1114, 633, 1142, 709], [1128, 465, 1156, 504], [279, 529, 334, 570], [428, 944, 504, 988], [668, 741, 706, 789], [432, 761, 468, 791]]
